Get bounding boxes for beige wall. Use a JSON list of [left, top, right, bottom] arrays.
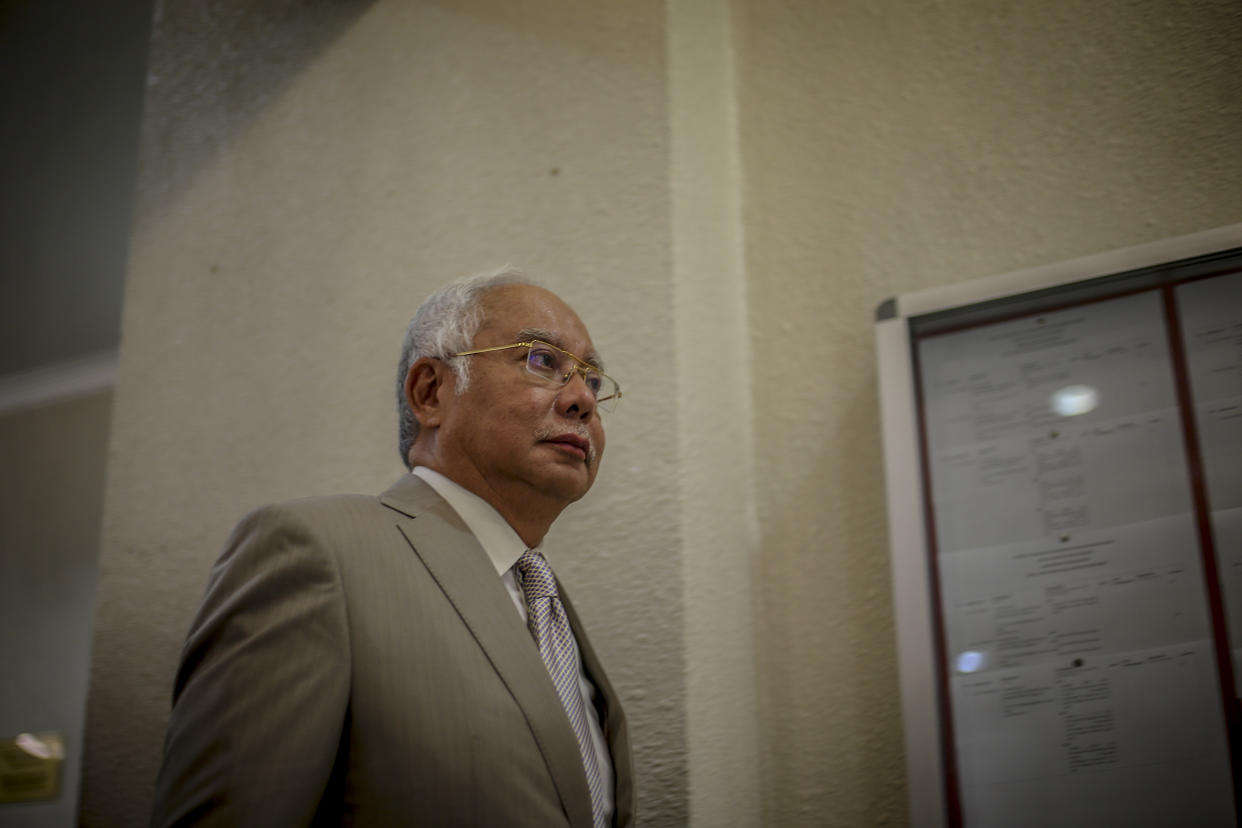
[[83, 1, 688, 825], [669, 2, 762, 826], [83, 0, 1242, 826], [735, 0, 1242, 824]]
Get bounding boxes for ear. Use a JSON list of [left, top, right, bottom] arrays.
[[405, 357, 454, 429]]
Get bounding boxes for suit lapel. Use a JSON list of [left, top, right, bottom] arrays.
[[379, 475, 596, 828], [560, 588, 635, 826]]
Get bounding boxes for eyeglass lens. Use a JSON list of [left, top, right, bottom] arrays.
[[525, 342, 618, 410]]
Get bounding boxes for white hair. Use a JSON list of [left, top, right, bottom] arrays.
[[395, 266, 536, 468]]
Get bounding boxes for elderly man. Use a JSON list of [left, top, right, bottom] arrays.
[[150, 269, 633, 827]]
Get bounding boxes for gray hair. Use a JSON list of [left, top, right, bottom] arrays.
[[395, 266, 535, 468]]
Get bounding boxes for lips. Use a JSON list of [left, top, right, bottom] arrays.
[[541, 432, 591, 461]]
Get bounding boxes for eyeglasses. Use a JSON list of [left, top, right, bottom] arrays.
[[452, 340, 622, 412]]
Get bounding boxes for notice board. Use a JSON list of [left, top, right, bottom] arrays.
[[875, 225, 1242, 827]]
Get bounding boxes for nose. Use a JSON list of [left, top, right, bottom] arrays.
[[556, 370, 597, 421]]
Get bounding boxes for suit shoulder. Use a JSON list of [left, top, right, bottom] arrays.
[[219, 476, 438, 563], [234, 473, 430, 530], [236, 493, 386, 527], [216, 494, 392, 563]]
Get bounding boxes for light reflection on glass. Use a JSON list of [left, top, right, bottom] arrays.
[[956, 650, 986, 674], [1050, 384, 1099, 417]]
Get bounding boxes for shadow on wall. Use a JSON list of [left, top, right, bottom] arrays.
[[134, 0, 377, 226]]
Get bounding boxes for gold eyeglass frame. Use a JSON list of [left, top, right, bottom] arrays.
[[452, 340, 622, 410]]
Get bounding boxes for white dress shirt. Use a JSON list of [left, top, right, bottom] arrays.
[[411, 466, 615, 820]]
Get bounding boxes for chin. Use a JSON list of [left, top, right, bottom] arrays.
[[536, 470, 594, 504], [552, 480, 592, 504]]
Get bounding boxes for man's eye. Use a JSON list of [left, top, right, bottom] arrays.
[[584, 373, 603, 394], [528, 347, 559, 372]]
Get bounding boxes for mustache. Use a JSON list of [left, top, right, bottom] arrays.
[[534, 424, 597, 464]]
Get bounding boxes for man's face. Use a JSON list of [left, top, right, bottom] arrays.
[[435, 284, 607, 509]]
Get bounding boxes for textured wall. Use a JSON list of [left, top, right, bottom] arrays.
[[733, 0, 1242, 824], [669, 1, 761, 826], [83, 1, 684, 824]]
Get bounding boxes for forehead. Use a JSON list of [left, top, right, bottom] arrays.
[[477, 285, 596, 354]]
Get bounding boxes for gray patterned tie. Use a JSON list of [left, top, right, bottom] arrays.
[[516, 549, 608, 828]]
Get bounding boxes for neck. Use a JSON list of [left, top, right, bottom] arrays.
[[487, 495, 558, 548], [410, 448, 565, 548]]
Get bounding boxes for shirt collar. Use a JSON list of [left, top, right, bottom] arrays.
[[411, 466, 534, 576]]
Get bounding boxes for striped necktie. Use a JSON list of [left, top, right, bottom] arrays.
[[516, 549, 608, 828]]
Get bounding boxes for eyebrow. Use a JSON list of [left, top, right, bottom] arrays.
[[517, 327, 604, 371]]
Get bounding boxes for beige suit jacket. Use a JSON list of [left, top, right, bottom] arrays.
[[150, 474, 635, 827]]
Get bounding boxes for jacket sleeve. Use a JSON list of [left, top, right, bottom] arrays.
[[150, 503, 352, 827]]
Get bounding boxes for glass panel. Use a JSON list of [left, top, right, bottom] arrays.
[[916, 289, 1235, 826]]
